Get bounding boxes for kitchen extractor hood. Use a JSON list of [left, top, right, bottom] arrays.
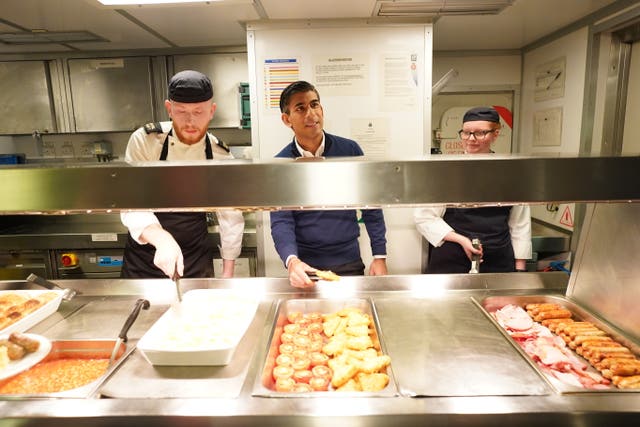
[[375, 0, 515, 17]]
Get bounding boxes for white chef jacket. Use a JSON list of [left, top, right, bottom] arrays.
[[120, 121, 244, 260], [414, 205, 532, 259]]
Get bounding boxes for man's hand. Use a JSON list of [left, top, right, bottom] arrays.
[[287, 257, 316, 288], [140, 224, 184, 278], [369, 258, 387, 276]]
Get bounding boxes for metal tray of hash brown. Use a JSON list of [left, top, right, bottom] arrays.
[[252, 298, 398, 397]]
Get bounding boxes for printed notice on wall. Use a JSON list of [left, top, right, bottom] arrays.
[[313, 54, 369, 96], [350, 118, 389, 159], [533, 107, 563, 147], [264, 58, 300, 110], [380, 53, 418, 112]]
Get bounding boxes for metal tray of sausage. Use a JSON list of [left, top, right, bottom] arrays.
[[0, 339, 134, 399], [252, 298, 398, 397], [473, 294, 640, 393]]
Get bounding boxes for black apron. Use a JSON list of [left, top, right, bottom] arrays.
[[120, 132, 214, 278], [427, 207, 515, 274]]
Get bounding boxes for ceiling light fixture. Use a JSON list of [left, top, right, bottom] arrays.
[[0, 30, 107, 45], [96, 0, 238, 5], [375, 0, 515, 17]]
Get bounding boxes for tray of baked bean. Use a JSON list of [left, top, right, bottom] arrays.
[[253, 298, 397, 397], [0, 339, 134, 398], [474, 295, 640, 393]]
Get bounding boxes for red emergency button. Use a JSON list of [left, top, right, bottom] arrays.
[[61, 253, 79, 267]]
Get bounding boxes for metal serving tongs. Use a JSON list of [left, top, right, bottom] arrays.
[[108, 298, 151, 367], [26, 273, 79, 301], [468, 238, 481, 274], [172, 261, 182, 303]]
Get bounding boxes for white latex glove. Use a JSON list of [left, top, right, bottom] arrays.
[[139, 224, 184, 278]]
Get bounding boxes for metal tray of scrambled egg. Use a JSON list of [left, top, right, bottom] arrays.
[[252, 298, 398, 397], [473, 295, 640, 393]]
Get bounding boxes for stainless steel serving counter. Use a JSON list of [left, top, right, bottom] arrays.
[[2, 273, 640, 427]]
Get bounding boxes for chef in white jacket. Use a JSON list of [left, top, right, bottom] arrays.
[[120, 70, 244, 279], [414, 107, 531, 273]]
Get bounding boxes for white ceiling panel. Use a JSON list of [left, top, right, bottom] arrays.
[[434, 0, 617, 50], [0, 0, 172, 53], [125, 3, 261, 47]]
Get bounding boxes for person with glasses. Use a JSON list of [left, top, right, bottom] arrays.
[[414, 107, 531, 273], [120, 70, 244, 279], [270, 80, 388, 288]]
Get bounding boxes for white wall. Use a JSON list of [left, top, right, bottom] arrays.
[[520, 27, 589, 155]]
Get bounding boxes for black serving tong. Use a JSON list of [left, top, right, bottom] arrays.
[[108, 298, 150, 367]]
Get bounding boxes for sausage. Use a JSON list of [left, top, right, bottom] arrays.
[[572, 335, 613, 346], [564, 324, 599, 332], [541, 318, 574, 332], [609, 362, 640, 377], [574, 338, 615, 351], [612, 375, 640, 388], [9, 332, 40, 353], [596, 356, 639, 369], [526, 303, 562, 315], [590, 352, 636, 366], [587, 347, 633, 361], [580, 340, 624, 351], [533, 309, 572, 322], [569, 329, 608, 339], [0, 339, 26, 360], [570, 336, 613, 350]]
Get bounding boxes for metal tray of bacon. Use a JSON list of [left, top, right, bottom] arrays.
[[473, 295, 640, 393]]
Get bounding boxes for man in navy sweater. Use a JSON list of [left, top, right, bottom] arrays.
[[270, 81, 388, 288]]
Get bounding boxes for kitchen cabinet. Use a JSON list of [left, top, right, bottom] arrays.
[[0, 61, 55, 134], [68, 57, 154, 132]]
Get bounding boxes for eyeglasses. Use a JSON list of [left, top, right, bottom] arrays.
[[458, 129, 496, 140]]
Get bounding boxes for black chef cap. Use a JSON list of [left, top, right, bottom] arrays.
[[168, 70, 213, 103], [463, 107, 500, 123]]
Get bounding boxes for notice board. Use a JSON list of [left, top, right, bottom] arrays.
[[246, 20, 433, 276], [247, 21, 432, 159]]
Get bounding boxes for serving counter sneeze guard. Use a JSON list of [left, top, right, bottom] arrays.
[[1, 156, 640, 427], [0, 156, 639, 213]]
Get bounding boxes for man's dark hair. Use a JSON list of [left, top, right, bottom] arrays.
[[279, 80, 320, 113]]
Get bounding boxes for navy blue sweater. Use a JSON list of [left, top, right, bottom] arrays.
[[270, 132, 387, 268]]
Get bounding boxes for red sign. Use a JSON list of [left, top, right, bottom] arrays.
[[560, 206, 573, 227]]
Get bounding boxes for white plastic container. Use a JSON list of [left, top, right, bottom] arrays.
[[138, 289, 259, 366]]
